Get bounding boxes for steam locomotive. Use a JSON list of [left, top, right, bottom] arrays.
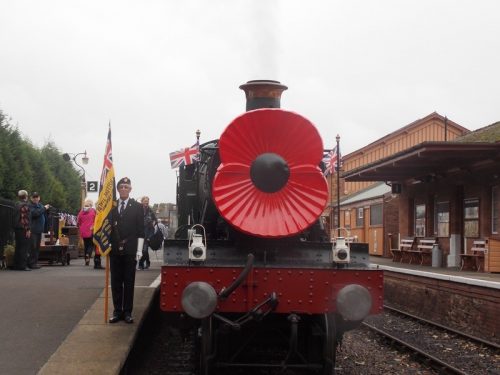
[[161, 80, 383, 374]]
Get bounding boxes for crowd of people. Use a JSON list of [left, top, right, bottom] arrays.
[[10, 179, 168, 324], [11, 190, 49, 271]]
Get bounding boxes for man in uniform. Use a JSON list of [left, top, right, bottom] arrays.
[[109, 177, 145, 323]]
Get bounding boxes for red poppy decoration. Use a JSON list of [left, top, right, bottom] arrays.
[[213, 108, 328, 238]]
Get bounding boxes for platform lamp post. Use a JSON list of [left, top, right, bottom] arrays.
[[336, 135, 341, 237], [62, 151, 89, 210]]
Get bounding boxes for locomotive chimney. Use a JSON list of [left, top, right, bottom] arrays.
[[239, 80, 288, 111]]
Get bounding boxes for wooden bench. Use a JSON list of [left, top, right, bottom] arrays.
[[417, 238, 437, 266], [391, 237, 415, 262], [461, 239, 487, 272]]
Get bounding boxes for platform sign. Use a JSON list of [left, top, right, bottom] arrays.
[[87, 181, 98, 192]]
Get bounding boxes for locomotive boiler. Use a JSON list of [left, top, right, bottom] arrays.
[[161, 80, 383, 374]]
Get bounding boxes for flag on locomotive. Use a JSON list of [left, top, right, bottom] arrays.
[[169, 144, 199, 168], [93, 124, 116, 256]]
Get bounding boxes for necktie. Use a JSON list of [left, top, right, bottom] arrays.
[[120, 201, 125, 214]]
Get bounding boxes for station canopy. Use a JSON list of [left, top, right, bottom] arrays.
[[342, 142, 500, 183]]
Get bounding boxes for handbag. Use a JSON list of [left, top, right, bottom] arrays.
[[148, 224, 163, 251]]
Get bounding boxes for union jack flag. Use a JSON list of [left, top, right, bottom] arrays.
[[99, 123, 114, 189], [169, 144, 199, 169], [93, 124, 116, 256], [323, 145, 341, 176]]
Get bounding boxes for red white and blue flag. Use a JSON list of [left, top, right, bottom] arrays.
[[169, 144, 199, 169], [323, 146, 341, 176], [93, 123, 116, 256]]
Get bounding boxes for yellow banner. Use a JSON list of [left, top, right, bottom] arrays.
[[93, 126, 116, 256]]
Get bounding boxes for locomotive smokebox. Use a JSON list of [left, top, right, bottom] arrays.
[[239, 80, 288, 111]]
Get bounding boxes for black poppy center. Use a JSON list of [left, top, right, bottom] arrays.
[[250, 153, 290, 193]]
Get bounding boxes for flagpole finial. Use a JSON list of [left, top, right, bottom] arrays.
[[196, 129, 201, 141], [336, 134, 340, 142]]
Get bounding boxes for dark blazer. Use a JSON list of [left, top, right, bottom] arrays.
[[110, 198, 145, 256]]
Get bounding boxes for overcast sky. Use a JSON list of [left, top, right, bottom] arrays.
[[1, 0, 499, 205]]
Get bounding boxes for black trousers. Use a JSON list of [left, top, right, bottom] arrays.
[[109, 254, 137, 315], [14, 229, 30, 270], [83, 237, 94, 257], [139, 241, 150, 268], [29, 232, 42, 267]]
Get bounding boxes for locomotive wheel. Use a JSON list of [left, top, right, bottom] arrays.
[[322, 313, 337, 375], [303, 314, 337, 374], [197, 317, 214, 375]]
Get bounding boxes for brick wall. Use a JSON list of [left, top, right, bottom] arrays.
[[384, 271, 500, 343]]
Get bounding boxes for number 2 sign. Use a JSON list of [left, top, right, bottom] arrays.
[[87, 181, 98, 192]]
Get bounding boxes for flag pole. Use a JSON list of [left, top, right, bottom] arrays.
[[330, 167, 333, 239], [103, 247, 109, 323], [336, 134, 341, 237]]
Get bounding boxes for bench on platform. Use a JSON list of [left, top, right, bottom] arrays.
[[391, 237, 415, 262], [461, 239, 487, 272], [417, 238, 437, 266]]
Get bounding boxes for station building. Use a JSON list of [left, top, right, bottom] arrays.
[[326, 112, 469, 253], [344, 121, 500, 273]]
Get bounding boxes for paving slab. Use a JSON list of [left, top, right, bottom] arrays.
[[38, 287, 157, 375], [0, 251, 162, 375]]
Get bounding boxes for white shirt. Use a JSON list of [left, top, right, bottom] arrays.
[[118, 198, 129, 213]]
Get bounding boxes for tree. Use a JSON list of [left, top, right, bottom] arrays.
[[0, 108, 82, 212]]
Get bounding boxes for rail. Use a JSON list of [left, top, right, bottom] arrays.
[[361, 304, 499, 374], [362, 321, 467, 375], [384, 304, 500, 350]]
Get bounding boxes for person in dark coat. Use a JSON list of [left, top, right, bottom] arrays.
[[28, 192, 49, 269], [12, 190, 32, 271], [138, 196, 156, 270], [109, 177, 145, 324]]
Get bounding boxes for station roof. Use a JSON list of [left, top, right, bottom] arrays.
[[341, 182, 391, 205], [343, 141, 500, 182]]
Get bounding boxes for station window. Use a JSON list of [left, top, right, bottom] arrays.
[[493, 186, 500, 234], [415, 204, 426, 237], [464, 198, 479, 238], [344, 210, 351, 230], [434, 201, 449, 237], [356, 207, 364, 227], [370, 204, 382, 226]]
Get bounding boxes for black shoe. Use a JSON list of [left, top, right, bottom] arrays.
[[29, 265, 41, 269], [109, 314, 122, 323], [15, 267, 32, 271], [124, 315, 134, 324]]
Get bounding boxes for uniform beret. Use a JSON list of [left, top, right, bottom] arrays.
[[117, 177, 131, 187]]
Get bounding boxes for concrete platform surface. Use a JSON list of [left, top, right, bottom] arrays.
[[38, 287, 157, 375], [370, 255, 500, 288], [0, 250, 161, 375]]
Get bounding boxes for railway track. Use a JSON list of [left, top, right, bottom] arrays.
[[127, 303, 499, 374], [362, 305, 500, 375]]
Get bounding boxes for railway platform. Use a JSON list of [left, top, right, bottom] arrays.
[[0, 251, 162, 375], [370, 255, 500, 286], [370, 255, 500, 343]]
